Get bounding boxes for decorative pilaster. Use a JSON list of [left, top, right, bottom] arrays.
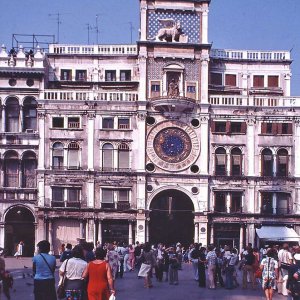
[[194, 222, 199, 243], [128, 221, 133, 245], [200, 53, 209, 104], [87, 113, 95, 170], [246, 118, 256, 176]]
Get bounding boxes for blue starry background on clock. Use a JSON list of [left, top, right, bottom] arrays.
[[148, 11, 200, 44]]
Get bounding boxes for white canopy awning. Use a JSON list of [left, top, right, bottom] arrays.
[[256, 226, 300, 242]]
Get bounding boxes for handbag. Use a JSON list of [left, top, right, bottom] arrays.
[[138, 263, 151, 277], [57, 259, 69, 299], [109, 294, 116, 300], [254, 268, 262, 279]]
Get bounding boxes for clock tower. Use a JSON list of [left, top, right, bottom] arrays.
[[137, 0, 211, 246]]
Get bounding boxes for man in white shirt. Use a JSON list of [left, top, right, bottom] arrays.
[[277, 243, 292, 296]]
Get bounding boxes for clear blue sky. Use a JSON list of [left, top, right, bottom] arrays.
[[0, 0, 299, 95]]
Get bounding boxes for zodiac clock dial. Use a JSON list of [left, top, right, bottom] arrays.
[[153, 128, 192, 163], [147, 121, 200, 172]]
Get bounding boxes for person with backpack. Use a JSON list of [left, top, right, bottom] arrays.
[[260, 248, 279, 300]]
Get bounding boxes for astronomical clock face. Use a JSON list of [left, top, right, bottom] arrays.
[[147, 121, 200, 172]]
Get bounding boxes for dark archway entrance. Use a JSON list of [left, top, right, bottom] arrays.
[[5, 206, 35, 256], [149, 189, 194, 247]]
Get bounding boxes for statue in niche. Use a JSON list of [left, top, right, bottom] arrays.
[[156, 19, 183, 42], [168, 78, 179, 97]]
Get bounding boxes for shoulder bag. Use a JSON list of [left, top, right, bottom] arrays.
[[57, 259, 69, 299]]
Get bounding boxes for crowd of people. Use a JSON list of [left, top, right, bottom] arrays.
[[31, 239, 300, 300]]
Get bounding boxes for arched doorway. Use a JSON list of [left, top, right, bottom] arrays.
[[149, 189, 194, 247], [5, 206, 35, 256]]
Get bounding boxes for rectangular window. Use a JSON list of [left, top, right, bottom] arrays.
[[150, 81, 161, 98], [75, 70, 87, 81], [52, 187, 64, 207], [215, 154, 226, 176], [102, 189, 115, 209], [231, 193, 242, 213], [225, 74, 237, 86], [214, 121, 226, 133], [215, 192, 226, 212], [277, 193, 289, 215], [120, 70, 131, 81], [66, 188, 81, 207], [231, 154, 242, 176], [186, 82, 197, 99], [102, 118, 114, 129], [230, 122, 242, 133], [105, 70, 116, 82], [253, 75, 264, 87], [261, 192, 273, 214], [68, 117, 80, 129], [61, 69, 72, 81], [118, 118, 130, 129], [119, 190, 129, 202], [210, 72, 222, 86], [52, 117, 64, 128], [268, 75, 279, 88]]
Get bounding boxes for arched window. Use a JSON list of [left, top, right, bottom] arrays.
[[262, 148, 273, 176], [68, 142, 80, 169], [23, 97, 37, 132], [277, 148, 288, 177], [102, 143, 114, 171], [52, 142, 64, 169], [4, 151, 19, 187], [231, 148, 242, 176], [22, 151, 37, 187], [118, 143, 129, 170], [5, 98, 20, 132], [215, 147, 226, 176]]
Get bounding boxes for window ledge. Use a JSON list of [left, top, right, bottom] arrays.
[[50, 128, 83, 131]]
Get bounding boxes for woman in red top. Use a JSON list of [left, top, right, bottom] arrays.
[[82, 248, 115, 300]]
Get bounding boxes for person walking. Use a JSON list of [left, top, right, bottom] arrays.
[[242, 247, 256, 289], [60, 243, 73, 262], [215, 249, 225, 288], [225, 248, 238, 289], [206, 245, 217, 289], [138, 242, 156, 288], [127, 244, 135, 271], [14, 241, 24, 259], [32, 240, 57, 300], [198, 247, 206, 288], [82, 247, 115, 300], [287, 250, 300, 300], [277, 243, 292, 296], [260, 248, 279, 300], [59, 245, 87, 300], [190, 244, 200, 281], [106, 243, 119, 282], [168, 247, 179, 285]]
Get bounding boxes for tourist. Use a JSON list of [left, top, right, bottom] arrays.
[[215, 248, 225, 287], [260, 248, 279, 300], [134, 241, 142, 269], [287, 249, 300, 300], [190, 243, 200, 280], [277, 243, 293, 296], [138, 242, 156, 288], [127, 244, 135, 271], [225, 248, 238, 289], [60, 243, 73, 262], [59, 243, 65, 256], [14, 241, 24, 259], [155, 243, 164, 282], [59, 245, 87, 300], [82, 247, 115, 300], [206, 245, 217, 289], [106, 243, 119, 281], [242, 247, 256, 289], [198, 247, 206, 288], [168, 246, 179, 285], [32, 240, 56, 300], [82, 242, 95, 263], [116, 242, 126, 278], [163, 247, 170, 282]]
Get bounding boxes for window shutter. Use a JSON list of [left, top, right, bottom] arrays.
[[226, 121, 231, 134], [119, 190, 128, 202], [268, 76, 279, 88], [272, 123, 278, 135], [102, 189, 114, 203], [277, 123, 282, 134], [287, 123, 293, 134], [68, 149, 79, 168], [211, 121, 216, 132], [103, 148, 113, 169], [216, 154, 226, 165], [241, 122, 247, 134], [118, 150, 129, 169], [261, 123, 267, 134]]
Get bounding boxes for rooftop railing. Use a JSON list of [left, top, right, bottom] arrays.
[[210, 49, 291, 61], [49, 44, 138, 55]]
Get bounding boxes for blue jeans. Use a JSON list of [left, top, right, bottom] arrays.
[[225, 265, 235, 289]]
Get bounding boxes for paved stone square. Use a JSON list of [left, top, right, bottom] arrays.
[[5, 257, 288, 300]]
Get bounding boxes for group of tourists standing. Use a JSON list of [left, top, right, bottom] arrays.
[[31, 239, 300, 300]]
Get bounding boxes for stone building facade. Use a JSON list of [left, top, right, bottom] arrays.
[[0, 0, 299, 255]]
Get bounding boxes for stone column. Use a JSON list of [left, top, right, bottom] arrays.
[[37, 112, 45, 169], [200, 116, 209, 175], [295, 121, 300, 176], [201, 8, 209, 44], [0, 223, 5, 250], [98, 220, 102, 245], [93, 219, 97, 246], [273, 154, 277, 177], [284, 73, 291, 97], [145, 218, 149, 242], [194, 222, 199, 243], [239, 225, 244, 254], [128, 221, 133, 245], [140, 2, 147, 41], [87, 114, 95, 170], [19, 106, 23, 132], [1, 106, 5, 132], [48, 219, 54, 253], [136, 216, 146, 243], [87, 180, 95, 208], [272, 193, 277, 215], [226, 192, 231, 213], [247, 119, 255, 176], [210, 223, 214, 245], [80, 220, 85, 240], [200, 53, 209, 104]]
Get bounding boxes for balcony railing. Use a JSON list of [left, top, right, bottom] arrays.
[[210, 49, 290, 61], [209, 95, 300, 107], [261, 207, 290, 215], [43, 90, 138, 102]]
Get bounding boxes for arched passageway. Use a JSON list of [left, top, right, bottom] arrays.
[[149, 189, 194, 247]]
